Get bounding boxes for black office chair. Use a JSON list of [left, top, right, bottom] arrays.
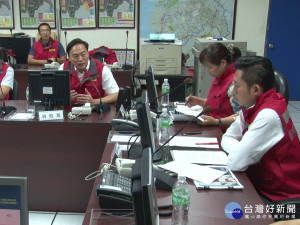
[[272, 198, 300, 221], [9, 79, 19, 100], [274, 70, 289, 104]]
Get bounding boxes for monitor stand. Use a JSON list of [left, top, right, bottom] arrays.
[[128, 146, 163, 162]]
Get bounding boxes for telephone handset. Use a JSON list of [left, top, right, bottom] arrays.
[[97, 170, 133, 209], [111, 118, 139, 131]]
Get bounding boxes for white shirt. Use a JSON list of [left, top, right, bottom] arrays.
[[1, 66, 14, 89], [58, 60, 119, 94], [221, 108, 285, 171]]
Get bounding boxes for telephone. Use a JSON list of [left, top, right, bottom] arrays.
[[111, 118, 139, 131], [116, 158, 135, 177], [97, 166, 176, 209], [97, 170, 133, 209]]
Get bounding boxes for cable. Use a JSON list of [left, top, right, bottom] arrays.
[[85, 163, 115, 181], [50, 211, 58, 225], [127, 134, 140, 158]]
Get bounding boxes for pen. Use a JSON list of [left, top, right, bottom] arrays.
[[185, 94, 193, 106], [195, 142, 219, 145], [182, 131, 202, 136]]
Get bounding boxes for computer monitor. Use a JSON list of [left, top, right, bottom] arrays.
[[131, 147, 159, 225], [28, 70, 71, 111], [136, 91, 156, 154], [145, 66, 161, 114], [0, 176, 28, 225]]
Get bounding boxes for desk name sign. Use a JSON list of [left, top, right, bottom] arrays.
[[38, 110, 64, 121]]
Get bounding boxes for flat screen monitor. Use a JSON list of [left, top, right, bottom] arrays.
[[131, 147, 159, 225], [145, 66, 161, 114], [0, 176, 28, 225], [136, 91, 156, 155], [28, 70, 71, 111]]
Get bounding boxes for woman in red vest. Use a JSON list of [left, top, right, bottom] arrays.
[[186, 43, 241, 131], [27, 23, 66, 65]]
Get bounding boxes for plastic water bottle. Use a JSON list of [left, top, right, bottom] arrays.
[[171, 175, 190, 225], [161, 78, 170, 107], [158, 108, 171, 163], [25, 85, 29, 101], [26, 85, 35, 115]]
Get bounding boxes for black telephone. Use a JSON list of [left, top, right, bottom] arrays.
[[111, 118, 139, 131], [97, 170, 133, 209], [97, 169, 176, 209]]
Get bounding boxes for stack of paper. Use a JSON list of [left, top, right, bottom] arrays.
[[171, 150, 228, 165], [169, 136, 219, 149]]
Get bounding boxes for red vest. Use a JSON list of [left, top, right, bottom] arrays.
[[0, 61, 10, 100], [243, 89, 300, 202], [206, 63, 236, 130], [33, 38, 59, 60], [63, 58, 107, 104]]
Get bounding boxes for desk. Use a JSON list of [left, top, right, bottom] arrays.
[[82, 123, 274, 224], [0, 100, 117, 212], [135, 67, 192, 102], [14, 65, 132, 100]]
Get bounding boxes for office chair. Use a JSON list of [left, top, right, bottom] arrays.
[[36, 31, 57, 40], [274, 70, 289, 104], [9, 79, 19, 100], [272, 198, 300, 221]]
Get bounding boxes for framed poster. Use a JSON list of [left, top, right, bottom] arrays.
[[19, 0, 56, 29], [112, 49, 135, 66], [139, 0, 236, 66], [60, 0, 96, 29], [0, 0, 14, 29], [98, 0, 135, 28]]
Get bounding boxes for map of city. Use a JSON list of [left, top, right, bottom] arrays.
[[140, 0, 235, 66]]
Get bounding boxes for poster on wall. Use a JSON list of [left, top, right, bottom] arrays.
[[98, 0, 135, 28], [60, 0, 96, 29], [0, 0, 14, 29], [19, 0, 56, 29], [140, 0, 236, 66]]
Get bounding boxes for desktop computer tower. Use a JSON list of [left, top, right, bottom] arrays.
[[192, 39, 247, 98]]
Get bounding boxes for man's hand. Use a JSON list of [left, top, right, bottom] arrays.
[[76, 88, 95, 105], [70, 90, 78, 101]]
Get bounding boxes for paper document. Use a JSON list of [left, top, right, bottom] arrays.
[[158, 161, 226, 185], [169, 136, 219, 149], [7, 113, 34, 120], [193, 166, 244, 189], [175, 104, 204, 122], [171, 150, 228, 165], [111, 134, 141, 143]]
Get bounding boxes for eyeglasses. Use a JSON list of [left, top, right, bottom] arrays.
[[40, 29, 50, 33]]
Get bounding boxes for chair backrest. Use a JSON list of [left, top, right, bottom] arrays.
[[274, 70, 289, 104], [9, 78, 19, 100], [36, 31, 57, 41]]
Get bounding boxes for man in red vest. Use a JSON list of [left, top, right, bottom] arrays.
[[59, 38, 119, 105], [0, 59, 13, 100], [221, 56, 300, 203], [27, 22, 66, 65]]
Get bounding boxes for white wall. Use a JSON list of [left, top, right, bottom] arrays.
[[0, 0, 269, 58], [0, 1, 137, 52], [234, 0, 270, 56]]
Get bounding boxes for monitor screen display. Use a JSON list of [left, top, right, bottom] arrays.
[[0, 176, 28, 225], [28, 70, 71, 110], [136, 91, 156, 154], [131, 147, 159, 225], [145, 66, 161, 114]]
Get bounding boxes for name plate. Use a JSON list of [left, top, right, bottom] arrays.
[[38, 110, 64, 121]]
